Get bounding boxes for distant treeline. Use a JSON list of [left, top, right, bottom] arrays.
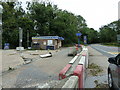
[[99, 20, 120, 43], [1, 1, 120, 48]]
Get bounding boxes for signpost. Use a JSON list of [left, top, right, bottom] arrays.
[[19, 27, 23, 47], [83, 36, 87, 45], [76, 32, 82, 47], [16, 27, 24, 51], [4, 43, 9, 50]]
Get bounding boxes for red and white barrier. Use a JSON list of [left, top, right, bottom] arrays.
[[73, 65, 83, 88], [59, 46, 88, 88], [59, 64, 72, 80], [78, 55, 86, 87]]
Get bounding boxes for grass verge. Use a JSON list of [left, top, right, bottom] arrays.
[[101, 43, 120, 47]]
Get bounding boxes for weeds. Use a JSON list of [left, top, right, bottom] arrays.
[[88, 63, 103, 76]]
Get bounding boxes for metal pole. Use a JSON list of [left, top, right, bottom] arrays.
[[0, 5, 3, 49], [78, 36, 80, 47], [19, 27, 23, 47], [27, 30, 29, 48]]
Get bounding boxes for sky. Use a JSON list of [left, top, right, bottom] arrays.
[[19, 0, 120, 30]]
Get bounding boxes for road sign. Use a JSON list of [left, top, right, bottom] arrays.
[[76, 33, 82, 37], [84, 36, 87, 44], [76, 33, 82, 46], [4, 43, 9, 49]]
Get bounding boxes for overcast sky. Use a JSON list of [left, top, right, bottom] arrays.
[[19, 0, 120, 30]]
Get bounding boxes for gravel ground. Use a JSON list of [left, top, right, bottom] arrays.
[[1, 47, 73, 88]]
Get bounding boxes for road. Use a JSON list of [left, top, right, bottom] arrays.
[[2, 44, 119, 88], [2, 47, 73, 88], [90, 44, 119, 57], [85, 44, 119, 88]]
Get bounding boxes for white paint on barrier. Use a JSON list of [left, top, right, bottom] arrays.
[[79, 56, 85, 65], [69, 50, 83, 64], [82, 47, 89, 68], [69, 56, 78, 64], [84, 50, 88, 68], [83, 48, 88, 51]]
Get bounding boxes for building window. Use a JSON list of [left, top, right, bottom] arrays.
[[43, 41, 46, 45], [47, 40, 53, 45]]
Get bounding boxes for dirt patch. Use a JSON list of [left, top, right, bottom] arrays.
[[88, 63, 103, 76], [94, 80, 109, 88]]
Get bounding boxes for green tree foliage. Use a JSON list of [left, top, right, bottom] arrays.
[[26, 2, 89, 45], [99, 20, 118, 43], [2, 2, 19, 48], [86, 28, 99, 43], [2, 2, 34, 48], [2, 1, 100, 48]]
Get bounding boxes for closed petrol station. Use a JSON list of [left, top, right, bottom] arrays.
[[32, 36, 64, 50]]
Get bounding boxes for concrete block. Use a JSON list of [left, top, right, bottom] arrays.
[[16, 47, 24, 51], [40, 53, 52, 58], [62, 76, 78, 88]]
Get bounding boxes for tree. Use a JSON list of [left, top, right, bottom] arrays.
[[99, 25, 117, 43], [2, 2, 35, 48], [2, 2, 19, 48]]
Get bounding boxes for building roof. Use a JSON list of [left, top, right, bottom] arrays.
[[32, 36, 64, 40]]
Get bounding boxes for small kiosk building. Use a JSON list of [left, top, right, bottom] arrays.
[[32, 36, 64, 50]]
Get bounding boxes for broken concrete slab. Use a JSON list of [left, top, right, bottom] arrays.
[[40, 53, 52, 58]]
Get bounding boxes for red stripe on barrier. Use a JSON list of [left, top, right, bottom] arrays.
[[73, 65, 83, 88], [77, 54, 80, 56], [59, 64, 72, 80]]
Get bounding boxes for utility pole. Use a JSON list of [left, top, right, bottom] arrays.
[[0, 5, 3, 49], [19, 27, 23, 47], [16, 27, 24, 51], [27, 30, 29, 49]]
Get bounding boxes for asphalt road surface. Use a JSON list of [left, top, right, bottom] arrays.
[[85, 44, 119, 88], [2, 47, 73, 88], [90, 44, 119, 57], [2, 44, 119, 88]]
